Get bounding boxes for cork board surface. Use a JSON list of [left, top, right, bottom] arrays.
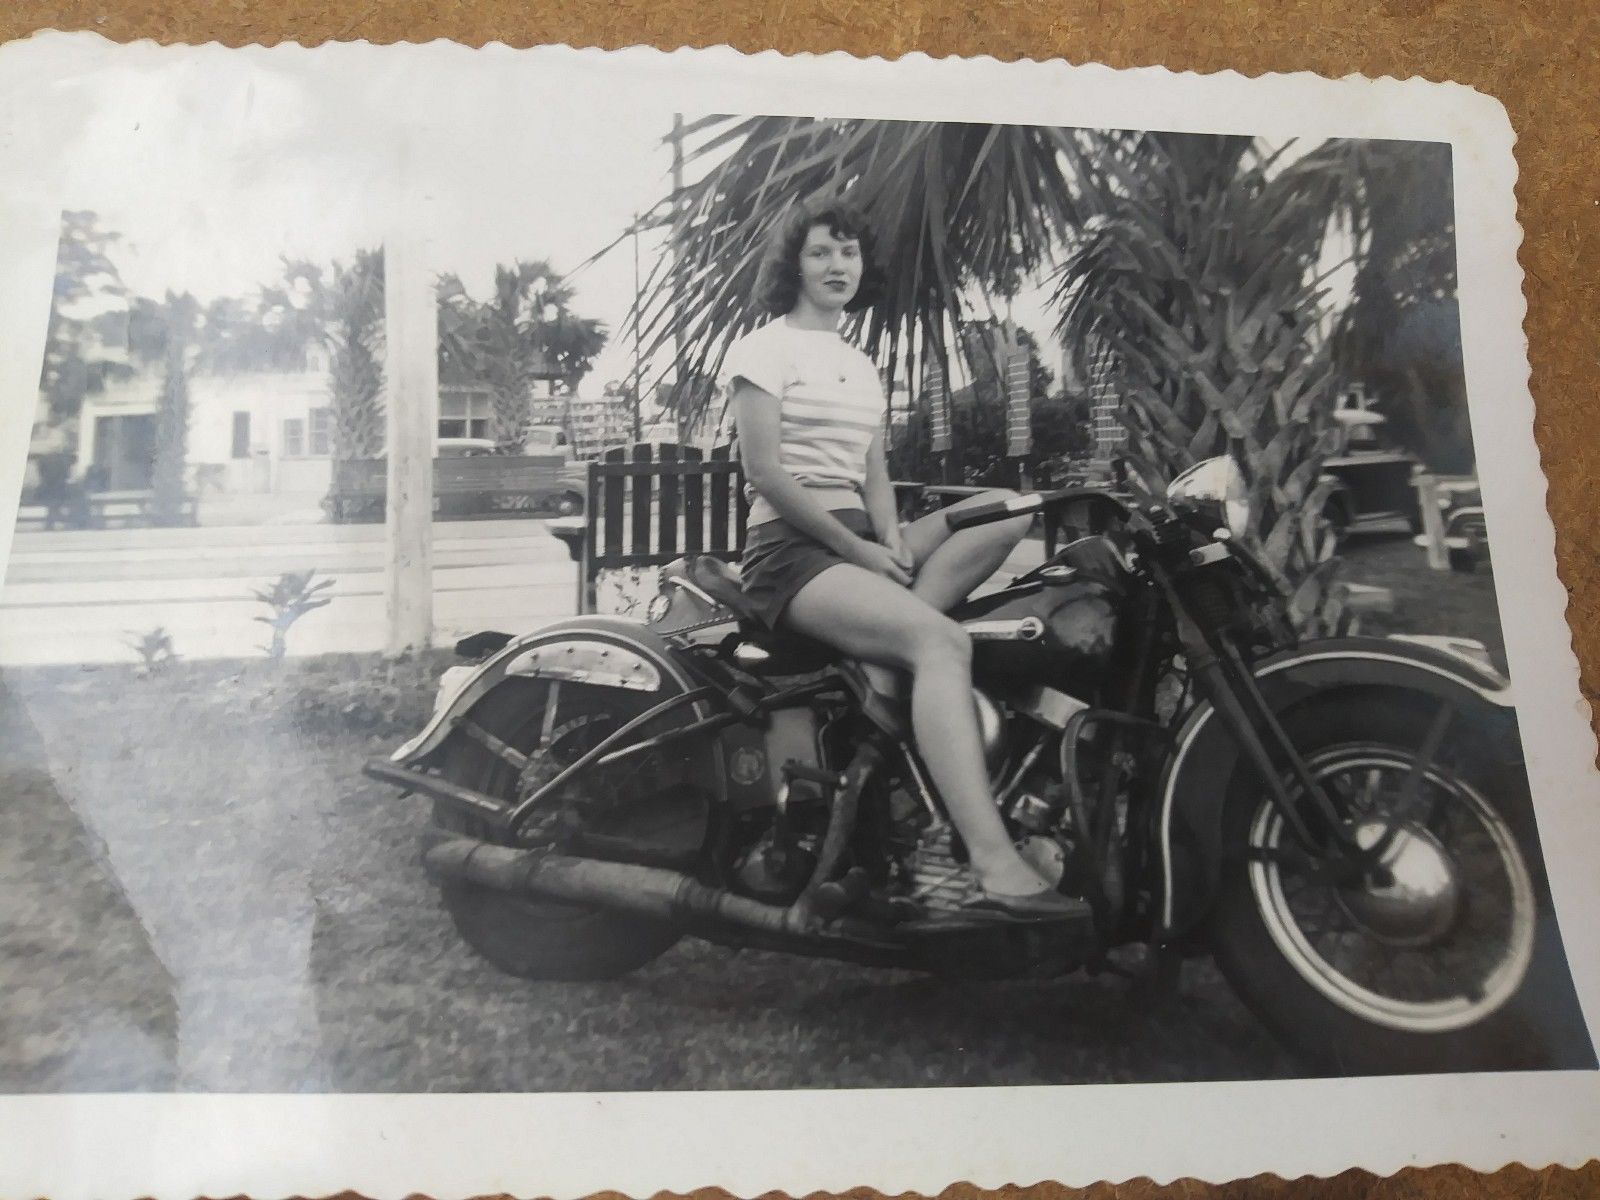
[[1, 1, 1597, 1196]]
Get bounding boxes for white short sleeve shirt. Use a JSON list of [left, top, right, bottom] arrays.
[[719, 318, 886, 528]]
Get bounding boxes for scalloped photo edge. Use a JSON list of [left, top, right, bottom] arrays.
[[0, 31, 1594, 1199]]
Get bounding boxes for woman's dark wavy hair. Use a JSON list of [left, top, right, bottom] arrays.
[[753, 195, 887, 316]]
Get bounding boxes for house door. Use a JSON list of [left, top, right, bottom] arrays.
[[92, 414, 157, 491]]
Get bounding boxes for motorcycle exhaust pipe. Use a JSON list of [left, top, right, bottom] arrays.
[[424, 837, 818, 937]]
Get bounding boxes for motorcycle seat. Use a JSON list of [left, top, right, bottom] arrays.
[[684, 555, 762, 623], [685, 556, 839, 675], [684, 555, 909, 735]]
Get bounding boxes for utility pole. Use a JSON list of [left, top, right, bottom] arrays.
[[631, 211, 643, 444], [382, 168, 438, 656], [670, 113, 687, 443]]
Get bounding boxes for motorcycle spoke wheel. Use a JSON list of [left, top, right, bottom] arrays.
[[432, 679, 709, 981], [1247, 745, 1536, 1035]]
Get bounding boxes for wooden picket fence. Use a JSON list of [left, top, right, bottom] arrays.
[[547, 443, 1088, 615], [550, 443, 748, 613]]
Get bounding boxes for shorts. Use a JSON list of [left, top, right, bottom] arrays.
[[739, 508, 878, 630]]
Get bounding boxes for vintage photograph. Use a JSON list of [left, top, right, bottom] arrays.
[[0, 33, 1596, 1195]]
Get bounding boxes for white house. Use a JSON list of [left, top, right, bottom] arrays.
[[75, 344, 337, 500]]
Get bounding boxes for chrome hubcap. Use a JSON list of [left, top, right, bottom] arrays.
[[1338, 819, 1462, 946]]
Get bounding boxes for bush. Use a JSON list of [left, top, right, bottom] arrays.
[[283, 650, 458, 738]]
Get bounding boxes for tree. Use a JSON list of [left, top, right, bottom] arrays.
[[127, 291, 202, 526], [634, 118, 1091, 433], [38, 210, 130, 424], [199, 265, 328, 376], [318, 251, 386, 461], [437, 260, 607, 449], [635, 121, 1427, 626], [1052, 135, 1365, 622], [1330, 142, 1470, 472]]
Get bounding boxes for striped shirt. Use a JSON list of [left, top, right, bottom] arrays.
[[720, 318, 885, 528]]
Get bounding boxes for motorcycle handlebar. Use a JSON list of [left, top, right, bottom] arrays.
[[943, 487, 1133, 533]]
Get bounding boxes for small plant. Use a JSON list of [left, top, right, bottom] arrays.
[[126, 626, 177, 675], [252, 569, 336, 660]]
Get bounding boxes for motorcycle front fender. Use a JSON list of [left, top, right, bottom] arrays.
[[1156, 634, 1518, 940], [389, 616, 722, 795]]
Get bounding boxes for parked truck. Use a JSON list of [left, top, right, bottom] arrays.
[[326, 428, 588, 523]]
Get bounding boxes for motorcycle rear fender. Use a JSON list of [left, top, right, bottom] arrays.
[[1156, 635, 1518, 940], [389, 616, 723, 797]]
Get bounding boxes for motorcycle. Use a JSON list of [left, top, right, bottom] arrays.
[[367, 456, 1565, 1075]]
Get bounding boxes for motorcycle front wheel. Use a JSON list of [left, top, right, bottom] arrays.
[[1208, 692, 1591, 1075]]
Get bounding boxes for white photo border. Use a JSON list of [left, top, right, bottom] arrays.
[[0, 32, 1596, 1198]]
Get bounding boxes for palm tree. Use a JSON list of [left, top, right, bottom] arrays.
[[1052, 134, 1366, 622], [633, 119, 1416, 623], [437, 260, 607, 449], [317, 251, 387, 462], [634, 118, 1092, 429], [258, 252, 387, 464], [127, 291, 203, 526]]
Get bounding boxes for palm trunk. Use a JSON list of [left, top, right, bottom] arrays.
[[149, 342, 190, 526]]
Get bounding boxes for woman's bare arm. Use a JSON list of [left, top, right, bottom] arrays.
[[734, 381, 911, 585], [863, 435, 913, 572]]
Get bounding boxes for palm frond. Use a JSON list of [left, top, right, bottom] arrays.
[[632, 118, 1087, 428]]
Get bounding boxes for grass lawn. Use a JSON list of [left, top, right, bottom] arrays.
[[0, 535, 1506, 1092], [1339, 534, 1510, 670]]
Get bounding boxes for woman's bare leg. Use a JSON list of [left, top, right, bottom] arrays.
[[902, 489, 1033, 612], [784, 562, 1052, 896]]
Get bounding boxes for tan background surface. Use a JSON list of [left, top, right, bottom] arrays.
[[2, 1, 1597, 1196]]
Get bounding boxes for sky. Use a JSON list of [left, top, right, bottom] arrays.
[[47, 52, 1077, 405], [46, 52, 1349, 410], [53, 56, 685, 392]]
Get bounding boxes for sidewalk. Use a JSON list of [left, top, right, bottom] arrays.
[[1, 512, 1052, 668], [1, 518, 577, 667]]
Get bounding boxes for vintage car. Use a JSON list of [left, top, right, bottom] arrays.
[[1320, 403, 1424, 537]]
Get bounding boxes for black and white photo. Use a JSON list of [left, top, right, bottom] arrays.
[[0, 34, 1596, 1198]]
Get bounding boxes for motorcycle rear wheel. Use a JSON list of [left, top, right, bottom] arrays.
[[433, 678, 707, 981], [1208, 692, 1590, 1074]]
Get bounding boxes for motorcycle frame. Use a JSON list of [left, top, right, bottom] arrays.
[[377, 518, 1520, 958], [1152, 632, 1517, 938], [991, 526, 1519, 948]]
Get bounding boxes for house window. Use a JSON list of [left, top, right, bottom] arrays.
[[282, 417, 305, 458], [231, 412, 251, 459], [308, 407, 332, 456], [439, 391, 492, 440]]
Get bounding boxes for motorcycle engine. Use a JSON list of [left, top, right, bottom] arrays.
[[733, 827, 818, 901]]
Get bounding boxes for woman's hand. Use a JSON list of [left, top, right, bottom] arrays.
[[880, 528, 915, 578], [849, 537, 914, 587]]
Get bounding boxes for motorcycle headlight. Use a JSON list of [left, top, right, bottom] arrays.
[[1167, 455, 1251, 538]]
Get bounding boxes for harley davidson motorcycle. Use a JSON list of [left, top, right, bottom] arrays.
[[367, 457, 1566, 1075]]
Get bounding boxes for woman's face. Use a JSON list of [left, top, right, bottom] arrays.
[[795, 222, 862, 313]]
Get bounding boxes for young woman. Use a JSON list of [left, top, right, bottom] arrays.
[[719, 197, 1083, 920]]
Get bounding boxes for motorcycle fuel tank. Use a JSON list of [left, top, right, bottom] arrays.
[[955, 536, 1129, 702]]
